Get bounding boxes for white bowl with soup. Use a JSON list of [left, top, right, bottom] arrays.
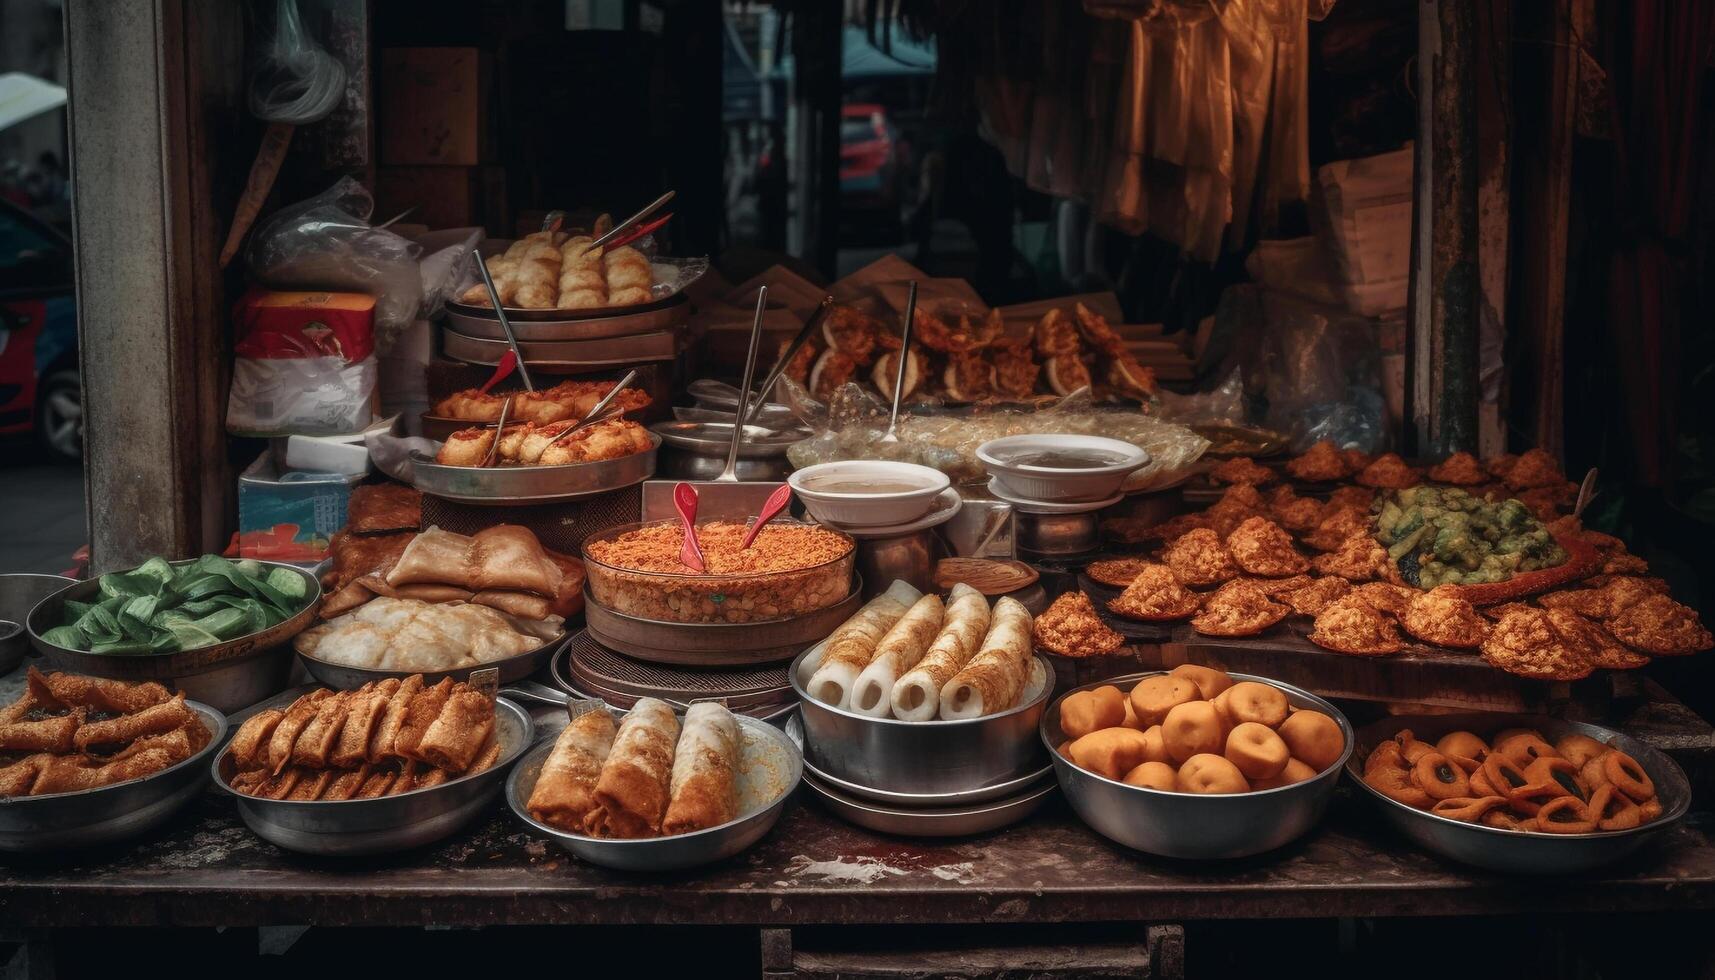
[[789, 461, 951, 528], [977, 434, 1149, 502]]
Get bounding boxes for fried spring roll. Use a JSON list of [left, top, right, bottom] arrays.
[[290, 691, 352, 769], [662, 703, 741, 836], [585, 698, 680, 839], [526, 710, 616, 832], [0, 711, 82, 754], [110, 720, 207, 766], [34, 668, 171, 714], [414, 687, 494, 772], [269, 689, 333, 775], [394, 678, 455, 762], [285, 768, 335, 801], [368, 674, 424, 763], [72, 695, 194, 751], [356, 767, 399, 799], [98, 746, 176, 786], [320, 764, 371, 802], [332, 679, 399, 769], [0, 755, 46, 797], [228, 708, 284, 770], [29, 755, 106, 795]]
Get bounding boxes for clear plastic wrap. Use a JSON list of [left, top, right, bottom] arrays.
[[244, 177, 424, 351], [784, 383, 1210, 492]]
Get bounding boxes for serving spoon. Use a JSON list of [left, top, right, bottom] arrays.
[[675, 482, 706, 572], [739, 484, 794, 551]]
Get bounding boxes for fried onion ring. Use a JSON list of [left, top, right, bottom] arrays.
[[1412, 752, 1471, 800], [1588, 785, 1642, 831], [1430, 795, 1510, 823], [1602, 751, 1654, 802], [1535, 796, 1597, 834], [1365, 765, 1432, 808]]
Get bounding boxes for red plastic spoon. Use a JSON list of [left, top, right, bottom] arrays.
[[674, 482, 705, 571], [478, 351, 518, 394], [740, 485, 795, 550]]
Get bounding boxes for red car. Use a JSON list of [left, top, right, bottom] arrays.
[[0, 200, 79, 460], [840, 103, 907, 219]]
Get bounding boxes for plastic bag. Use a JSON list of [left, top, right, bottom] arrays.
[[244, 177, 423, 351], [226, 290, 376, 436]]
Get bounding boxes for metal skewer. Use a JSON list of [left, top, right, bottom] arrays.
[[743, 294, 835, 426], [719, 286, 770, 483], [879, 281, 916, 444], [589, 190, 676, 252], [542, 369, 640, 451], [482, 396, 511, 468], [475, 252, 534, 392]]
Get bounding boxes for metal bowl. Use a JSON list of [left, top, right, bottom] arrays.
[[0, 574, 73, 674], [789, 647, 1053, 795], [27, 561, 320, 713], [1345, 713, 1691, 874], [410, 434, 659, 506], [1041, 671, 1354, 860], [585, 581, 865, 667], [212, 692, 533, 856], [784, 710, 1052, 807], [801, 769, 1057, 837], [0, 701, 226, 852], [296, 632, 570, 691], [506, 709, 801, 871]]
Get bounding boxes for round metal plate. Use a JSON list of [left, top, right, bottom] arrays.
[[445, 294, 689, 339], [410, 435, 658, 506], [556, 629, 790, 708], [441, 327, 678, 368], [800, 769, 1057, 837], [581, 582, 864, 667]]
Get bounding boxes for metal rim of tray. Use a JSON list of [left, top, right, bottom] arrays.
[[800, 767, 1057, 837], [445, 254, 707, 321], [445, 293, 689, 338], [26, 561, 322, 681], [553, 630, 792, 707], [440, 327, 679, 368], [783, 710, 1055, 808], [581, 580, 864, 667], [410, 435, 659, 505], [295, 631, 570, 691]]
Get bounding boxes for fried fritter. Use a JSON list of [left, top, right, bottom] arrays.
[[1244, 574, 1314, 597], [1480, 608, 1593, 680], [1401, 586, 1489, 649], [1285, 440, 1351, 482], [1101, 513, 1211, 546], [1355, 452, 1423, 489], [1279, 576, 1353, 617], [1544, 609, 1649, 669], [1602, 552, 1651, 576], [1481, 601, 1536, 621], [1309, 596, 1403, 656], [1225, 517, 1309, 578], [1350, 582, 1418, 620], [1484, 453, 1518, 480], [1033, 591, 1125, 658], [1266, 487, 1326, 533], [1190, 580, 1290, 636], [1427, 451, 1486, 486], [1311, 531, 1389, 582], [1214, 483, 1265, 510], [1504, 448, 1564, 490], [1162, 528, 1241, 587], [1208, 457, 1277, 486], [1341, 448, 1373, 472], [1606, 594, 1714, 656], [1106, 564, 1203, 622], [1538, 576, 1663, 620], [1303, 505, 1374, 553], [1085, 558, 1155, 589], [1327, 486, 1377, 511]]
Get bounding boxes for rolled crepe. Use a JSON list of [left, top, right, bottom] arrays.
[[803, 581, 921, 710], [268, 689, 333, 775], [586, 698, 680, 839], [528, 710, 617, 831], [368, 674, 424, 762], [331, 679, 399, 769], [34, 668, 171, 714], [891, 584, 991, 722], [662, 702, 741, 835], [849, 594, 945, 717], [72, 695, 195, 752], [0, 712, 82, 754], [394, 678, 456, 762], [415, 686, 497, 772], [939, 597, 1034, 720]]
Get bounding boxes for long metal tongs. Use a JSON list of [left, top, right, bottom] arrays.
[[475, 252, 535, 392], [542, 368, 640, 451], [879, 281, 917, 443], [743, 294, 836, 426], [589, 190, 676, 252]]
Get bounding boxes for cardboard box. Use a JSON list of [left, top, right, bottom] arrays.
[[236, 453, 362, 564], [379, 47, 489, 166]]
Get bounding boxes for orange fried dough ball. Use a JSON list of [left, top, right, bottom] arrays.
[[1059, 686, 1128, 741], [1128, 675, 1200, 728], [1277, 710, 1344, 773], [1176, 754, 1251, 794], [1161, 701, 1225, 764], [1225, 722, 1291, 780]]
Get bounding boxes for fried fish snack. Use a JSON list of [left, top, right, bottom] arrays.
[[1278, 575, 1352, 617], [1189, 580, 1290, 637], [1401, 586, 1489, 649], [1606, 594, 1713, 655], [1084, 558, 1154, 588], [1309, 596, 1403, 656], [1033, 591, 1125, 658], [1162, 528, 1241, 586], [1284, 440, 1352, 482], [1225, 517, 1309, 577], [1426, 451, 1487, 485], [1303, 505, 1374, 553], [1504, 447, 1564, 490], [1480, 608, 1594, 680], [1349, 582, 1417, 619], [1106, 565, 1203, 622], [1311, 531, 1389, 582], [1355, 452, 1423, 489], [1208, 457, 1277, 486]]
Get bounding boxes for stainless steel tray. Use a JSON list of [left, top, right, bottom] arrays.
[[410, 433, 659, 505], [0, 701, 227, 852], [785, 711, 1053, 808], [583, 581, 865, 667], [1345, 712, 1691, 874], [445, 253, 708, 320], [445, 294, 689, 340], [27, 560, 321, 713], [441, 327, 679, 367], [506, 706, 801, 871], [296, 632, 568, 690], [1041, 671, 1352, 860], [801, 768, 1056, 837], [212, 690, 533, 857]]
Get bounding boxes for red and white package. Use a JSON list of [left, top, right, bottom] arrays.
[[226, 290, 378, 436]]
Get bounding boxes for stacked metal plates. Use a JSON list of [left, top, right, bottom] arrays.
[[549, 629, 797, 722]]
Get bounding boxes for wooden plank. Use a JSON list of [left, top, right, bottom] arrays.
[[1475, 0, 1511, 459], [65, 0, 244, 570]]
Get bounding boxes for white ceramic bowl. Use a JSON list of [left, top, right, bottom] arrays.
[[788, 460, 951, 527], [977, 434, 1149, 502]]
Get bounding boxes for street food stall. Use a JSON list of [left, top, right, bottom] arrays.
[[7, 0, 1715, 975]]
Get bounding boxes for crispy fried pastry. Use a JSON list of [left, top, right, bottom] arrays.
[[1504, 448, 1564, 490], [1162, 528, 1241, 586], [1266, 488, 1326, 533], [1084, 558, 1154, 589], [1355, 452, 1423, 489], [1243, 574, 1314, 597], [1303, 505, 1373, 553], [1328, 486, 1377, 511], [1426, 451, 1486, 486], [0, 670, 210, 799], [1284, 440, 1351, 482], [1225, 517, 1309, 577], [1349, 582, 1417, 619], [1106, 565, 1203, 622], [1539, 576, 1666, 620], [1101, 513, 1211, 546], [1311, 530, 1389, 582], [1208, 457, 1276, 486], [1544, 609, 1649, 669], [1606, 594, 1713, 656], [1033, 592, 1125, 658], [1401, 586, 1489, 649], [1189, 580, 1290, 637], [1278, 575, 1352, 617], [1309, 596, 1402, 655], [1481, 608, 1593, 680]]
